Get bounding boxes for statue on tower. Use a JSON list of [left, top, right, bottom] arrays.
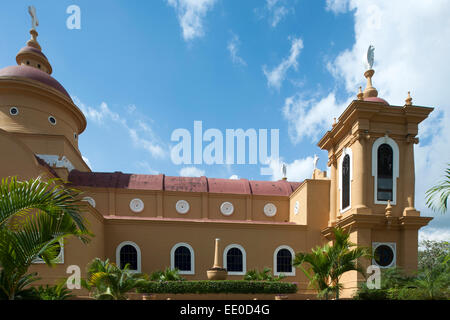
[[281, 163, 287, 180], [367, 45, 375, 70]]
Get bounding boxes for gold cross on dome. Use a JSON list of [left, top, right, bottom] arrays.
[[28, 5, 39, 30]]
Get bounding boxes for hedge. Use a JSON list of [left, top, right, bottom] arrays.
[[137, 281, 297, 294]]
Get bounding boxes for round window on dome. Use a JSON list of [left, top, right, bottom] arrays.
[[48, 116, 57, 125], [9, 107, 19, 116]]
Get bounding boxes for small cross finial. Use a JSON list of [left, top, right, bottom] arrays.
[[405, 91, 413, 106], [28, 6, 39, 30]]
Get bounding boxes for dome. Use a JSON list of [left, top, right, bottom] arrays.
[[364, 96, 389, 105], [0, 65, 71, 100], [17, 45, 48, 60]]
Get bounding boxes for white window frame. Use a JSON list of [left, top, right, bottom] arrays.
[[32, 239, 64, 264], [273, 245, 296, 277], [170, 242, 195, 275], [116, 241, 141, 273], [223, 244, 246, 276], [372, 242, 396, 268], [338, 147, 353, 213], [372, 136, 399, 205]]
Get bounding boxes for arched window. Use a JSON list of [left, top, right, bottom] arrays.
[[273, 246, 295, 276], [377, 144, 393, 201], [170, 243, 195, 275], [372, 137, 399, 204], [342, 154, 350, 209], [223, 244, 246, 275], [116, 241, 141, 272], [339, 148, 352, 212]]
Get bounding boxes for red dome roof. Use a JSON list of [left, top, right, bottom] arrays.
[[0, 65, 70, 100], [17, 46, 48, 59], [364, 96, 389, 105]]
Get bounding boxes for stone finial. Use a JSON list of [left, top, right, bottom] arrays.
[[363, 69, 378, 98], [207, 238, 227, 280], [332, 117, 337, 128], [357, 86, 364, 100], [213, 238, 221, 268], [385, 200, 392, 217], [405, 91, 413, 106]]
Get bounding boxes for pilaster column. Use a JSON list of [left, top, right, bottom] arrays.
[[403, 139, 418, 216], [329, 156, 337, 226], [353, 137, 370, 213]]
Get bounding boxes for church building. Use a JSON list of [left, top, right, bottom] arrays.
[[0, 18, 434, 298]]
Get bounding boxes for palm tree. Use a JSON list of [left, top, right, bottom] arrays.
[[83, 258, 148, 300], [0, 177, 90, 300], [294, 227, 371, 299], [426, 164, 450, 214]]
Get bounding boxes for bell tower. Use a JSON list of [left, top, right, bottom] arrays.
[[0, 6, 89, 177], [318, 47, 433, 294]]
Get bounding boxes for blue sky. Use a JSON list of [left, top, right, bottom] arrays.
[[1, 0, 450, 240]]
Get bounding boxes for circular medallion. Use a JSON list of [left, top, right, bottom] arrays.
[[264, 203, 277, 217], [220, 202, 234, 216], [82, 196, 96, 208], [374, 244, 395, 267], [176, 200, 190, 214], [130, 198, 144, 213], [294, 201, 299, 215]]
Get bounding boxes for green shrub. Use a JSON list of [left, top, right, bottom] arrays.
[[34, 282, 74, 300], [137, 280, 297, 294], [353, 284, 388, 300], [150, 268, 185, 282], [244, 267, 285, 281]]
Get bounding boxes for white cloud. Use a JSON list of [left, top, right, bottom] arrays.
[[325, 0, 349, 14], [179, 166, 205, 177], [268, 157, 314, 182], [82, 156, 91, 169], [227, 34, 247, 66], [136, 161, 159, 175], [74, 97, 166, 159], [257, 0, 293, 28], [419, 227, 450, 244], [282, 93, 350, 144], [229, 174, 239, 180], [167, 0, 216, 41], [263, 37, 303, 90]]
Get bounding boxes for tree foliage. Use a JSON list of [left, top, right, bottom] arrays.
[[294, 227, 371, 299], [0, 177, 90, 300]]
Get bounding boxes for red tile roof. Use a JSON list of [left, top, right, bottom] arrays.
[[68, 170, 302, 196]]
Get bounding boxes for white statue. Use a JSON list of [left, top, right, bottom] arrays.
[[281, 163, 287, 179], [367, 45, 375, 70], [313, 154, 319, 170], [28, 5, 39, 30]]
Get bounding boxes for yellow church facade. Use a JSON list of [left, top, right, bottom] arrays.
[[0, 24, 434, 298]]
